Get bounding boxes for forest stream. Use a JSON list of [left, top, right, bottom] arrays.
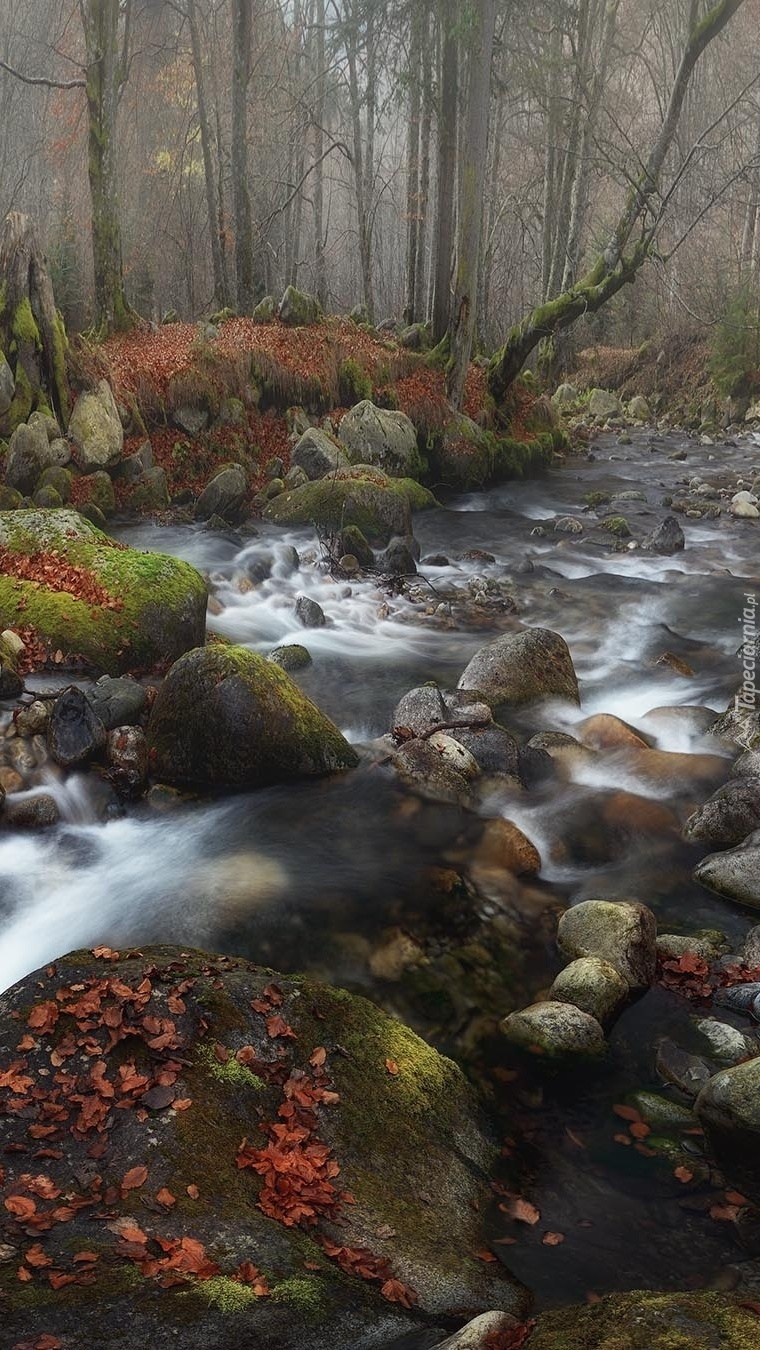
[[1, 427, 759, 1332]]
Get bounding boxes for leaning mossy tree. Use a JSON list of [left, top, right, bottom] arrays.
[[0, 211, 71, 435], [486, 0, 746, 407]]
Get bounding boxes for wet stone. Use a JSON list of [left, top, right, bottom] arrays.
[[48, 687, 107, 767]]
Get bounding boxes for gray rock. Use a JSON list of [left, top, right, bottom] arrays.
[[694, 832, 760, 908], [641, 515, 685, 554], [741, 922, 760, 966], [696, 1058, 760, 1200], [549, 956, 630, 1026], [552, 383, 578, 407], [427, 732, 480, 780], [378, 538, 417, 575], [339, 401, 422, 478], [695, 1018, 758, 1064], [172, 405, 209, 437], [117, 439, 154, 482], [292, 427, 349, 480], [295, 595, 326, 628], [628, 395, 651, 421], [69, 379, 124, 471], [589, 389, 622, 421], [448, 724, 520, 776], [47, 687, 107, 767], [502, 1001, 606, 1059], [685, 777, 760, 847], [458, 627, 580, 709], [5, 419, 53, 494], [278, 284, 322, 326], [194, 463, 247, 523], [554, 515, 584, 534], [13, 700, 49, 737], [654, 1040, 712, 1097], [126, 465, 170, 512], [392, 686, 492, 737], [557, 899, 657, 991], [392, 738, 474, 807], [86, 676, 148, 730]]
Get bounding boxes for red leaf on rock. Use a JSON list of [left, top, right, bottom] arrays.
[[265, 1015, 296, 1039], [121, 1165, 149, 1192]]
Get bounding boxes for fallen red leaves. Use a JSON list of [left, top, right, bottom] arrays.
[[484, 1322, 537, 1350], [657, 955, 760, 1004], [0, 547, 122, 612]]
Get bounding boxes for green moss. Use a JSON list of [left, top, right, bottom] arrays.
[[13, 297, 41, 348], [194, 1275, 260, 1314], [2, 361, 34, 432], [528, 1291, 760, 1350], [601, 515, 631, 537], [270, 1276, 327, 1320], [585, 490, 612, 507], [197, 1042, 266, 1090], [0, 510, 207, 673], [338, 358, 372, 406]]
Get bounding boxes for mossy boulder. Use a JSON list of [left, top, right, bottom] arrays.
[[292, 427, 350, 481], [278, 285, 323, 327], [147, 644, 359, 789], [5, 417, 58, 494], [77, 469, 116, 518], [339, 401, 424, 479], [68, 379, 124, 471], [262, 471, 436, 546], [0, 945, 527, 1348], [252, 295, 277, 323], [0, 347, 14, 414], [37, 464, 72, 502], [696, 1057, 760, 1201], [125, 466, 171, 513], [0, 509, 207, 674], [528, 1291, 759, 1349]]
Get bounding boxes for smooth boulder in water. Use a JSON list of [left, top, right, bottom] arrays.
[[696, 1058, 760, 1202], [684, 776, 760, 847], [458, 627, 580, 709], [502, 1001, 607, 1059], [0, 945, 529, 1348], [693, 829, 760, 908], [147, 643, 358, 789]]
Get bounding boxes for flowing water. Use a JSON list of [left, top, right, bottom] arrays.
[[2, 428, 760, 1312]]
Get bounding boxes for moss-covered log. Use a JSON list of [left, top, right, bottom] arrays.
[[0, 211, 71, 435]]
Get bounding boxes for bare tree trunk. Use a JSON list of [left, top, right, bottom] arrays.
[[431, 0, 458, 342], [488, 0, 745, 406], [312, 0, 328, 308], [187, 0, 229, 309], [0, 211, 71, 433], [741, 117, 760, 276], [446, 0, 495, 408], [540, 22, 562, 302], [82, 0, 134, 333], [404, 4, 422, 324], [415, 1, 433, 321], [232, 0, 255, 312], [346, 0, 374, 320]]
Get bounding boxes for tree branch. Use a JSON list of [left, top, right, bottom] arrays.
[[0, 59, 85, 91]]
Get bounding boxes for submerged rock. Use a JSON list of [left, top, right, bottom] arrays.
[[458, 627, 580, 710], [0, 510, 207, 674], [147, 643, 358, 789], [557, 899, 657, 991], [0, 945, 528, 1347]]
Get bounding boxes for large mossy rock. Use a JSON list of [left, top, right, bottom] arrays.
[[338, 401, 424, 479], [458, 627, 580, 710], [263, 469, 437, 546], [0, 946, 527, 1349], [428, 416, 556, 492], [696, 1057, 760, 1201], [147, 643, 359, 789], [0, 509, 207, 674], [68, 379, 124, 472], [278, 285, 323, 327], [528, 1291, 758, 1349]]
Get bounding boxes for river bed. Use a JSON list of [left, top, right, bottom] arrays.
[[1, 428, 759, 1315]]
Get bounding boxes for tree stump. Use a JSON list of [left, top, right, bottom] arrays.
[[0, 211, 71, 436]]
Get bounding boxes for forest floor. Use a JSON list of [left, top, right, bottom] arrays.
[[93, 316, 504, 505], [566, 333, 719, 414]]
